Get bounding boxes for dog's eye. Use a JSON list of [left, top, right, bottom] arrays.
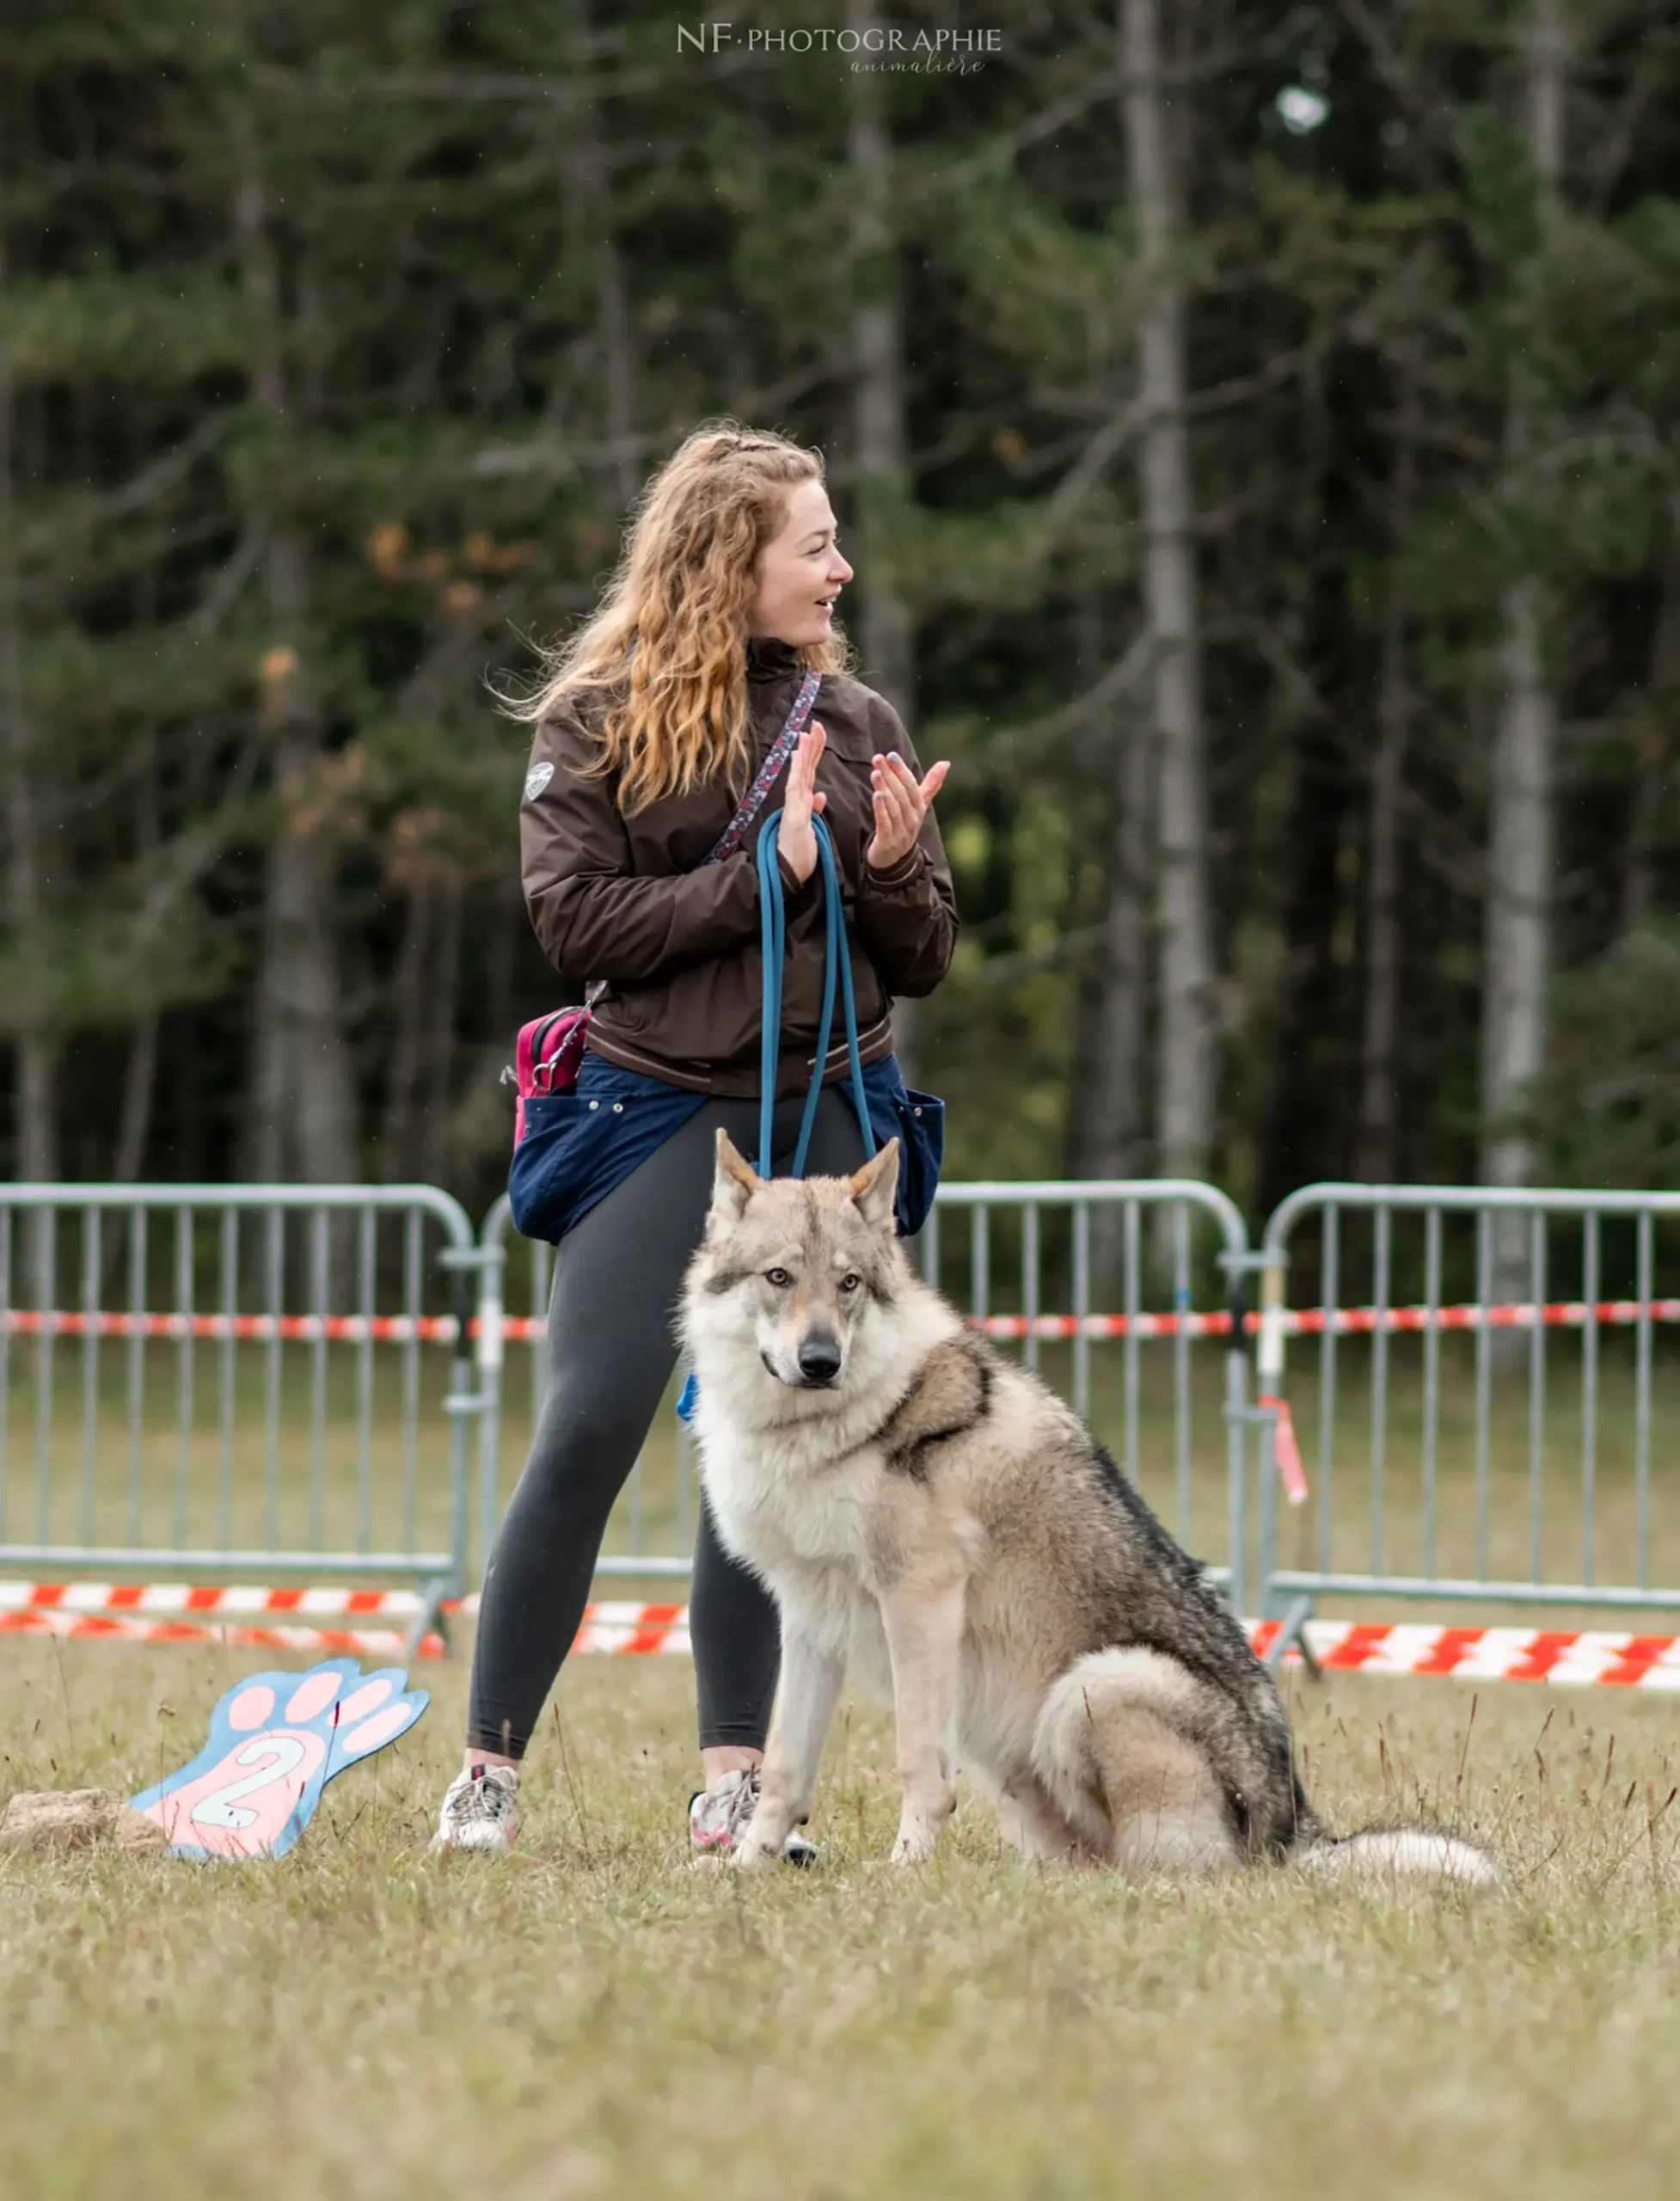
[[765, 1266, 792, 1287], [839, 1272, 861, 1294]]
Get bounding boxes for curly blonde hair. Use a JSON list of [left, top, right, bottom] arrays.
[[504, 420, 855, 816]]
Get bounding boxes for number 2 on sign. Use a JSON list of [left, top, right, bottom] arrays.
[[190, 1736, 311, 1831], [129, 1657, 431, 1860]]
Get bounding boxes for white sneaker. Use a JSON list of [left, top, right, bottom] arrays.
[[432, 1763, 520, 1851], [688, 1767, 819, 1866]]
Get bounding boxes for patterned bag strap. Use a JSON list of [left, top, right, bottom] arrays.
[[580, 664, 822, 1009], [703, 667, 825, 866]]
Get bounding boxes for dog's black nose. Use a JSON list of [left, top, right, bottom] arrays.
[[797, 1338, 843, 1383]]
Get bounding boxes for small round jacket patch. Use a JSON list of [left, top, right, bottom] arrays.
[[524, 762, 555, 801]]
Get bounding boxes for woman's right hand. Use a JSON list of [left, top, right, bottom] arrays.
[[776, 720, 828, 884]]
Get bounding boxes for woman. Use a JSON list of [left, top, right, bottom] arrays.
[[434, 421, 959, 1855]]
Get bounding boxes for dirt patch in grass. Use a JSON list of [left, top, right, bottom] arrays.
[[3, 1640, 1678, 2199]]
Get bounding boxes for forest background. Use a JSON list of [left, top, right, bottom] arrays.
[[3, 0, 1677, 1246]]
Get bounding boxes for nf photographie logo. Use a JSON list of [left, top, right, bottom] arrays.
[[678, 21, 1003, 71]]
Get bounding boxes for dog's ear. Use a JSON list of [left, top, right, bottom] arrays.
[[848, 1137, 900, 1235], [710, 1125, 762, 1224]]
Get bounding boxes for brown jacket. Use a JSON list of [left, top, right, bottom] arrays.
[[519, 634, 960, 1096]]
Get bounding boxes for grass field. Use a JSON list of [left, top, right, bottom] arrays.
[[4, 1639, 1680, 2200], [9, 1242, 1680, 2194]]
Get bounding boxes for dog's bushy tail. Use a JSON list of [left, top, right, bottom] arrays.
[[1296, 1825, 1501, 1885], [1032, 1646, 1260, 1870], [1033, 1646, 1502, 1885]]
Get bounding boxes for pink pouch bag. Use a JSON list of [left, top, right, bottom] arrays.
[[507, 666, 824, 1145], [510, 986, 609, 1145]]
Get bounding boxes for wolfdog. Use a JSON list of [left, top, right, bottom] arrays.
[[678, 1131, 1498, 1883]]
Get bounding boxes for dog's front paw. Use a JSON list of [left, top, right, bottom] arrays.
[[890, 1823, 938, 1866], [731, 1833, 781, 1872]]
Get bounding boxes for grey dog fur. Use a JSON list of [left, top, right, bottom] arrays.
[[679, 1130, 1498, 1884]]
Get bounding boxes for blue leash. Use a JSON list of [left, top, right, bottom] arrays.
[[755, 808, 876, 1178], [677, 809, 875, 1424]]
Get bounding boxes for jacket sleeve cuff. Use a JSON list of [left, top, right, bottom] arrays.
[[862, 844, 927, 890], [776, 848, 823, 912]]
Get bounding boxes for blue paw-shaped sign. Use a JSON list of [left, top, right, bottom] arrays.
[[128, 1657, 428, 1861]]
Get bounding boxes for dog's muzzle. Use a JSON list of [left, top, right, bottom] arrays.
[[759, 1340, 844, 1389], [757, 1329, 845, 1382], [796, 1336, 843, 1388]]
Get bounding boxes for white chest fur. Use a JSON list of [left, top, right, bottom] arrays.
[[696, 1407, 895, 1674], [699, 1408, 880, 1575]]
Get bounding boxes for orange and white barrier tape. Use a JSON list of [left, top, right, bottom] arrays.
[[8, 1297, 1680, 1347], [1251, 1617, 1680, 1689], [1256, 1395, 1309, 1506], [0, 1609, 440, 1658], [0, 1587, 689, 1662], [3, 1584, 1677, 1686], [570, 1602, 690, 1657], [0, 1580, 430, 1618], [0, 1310, 466, 1344], [974, 1299, 1680, 1340], [1265, 1297, 1680, 1338]]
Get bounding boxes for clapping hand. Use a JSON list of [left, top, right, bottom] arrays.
[[867, 748, 950, 871], [776, 721, 829, 886], [776, 719, 952, 885]]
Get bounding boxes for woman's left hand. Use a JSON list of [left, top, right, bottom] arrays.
[[867, 750, 951, 871]]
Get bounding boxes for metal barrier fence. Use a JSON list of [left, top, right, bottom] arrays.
[[0, 1185, 485, 1651], [474, 1179, 1258, 1600], [1254, 1184, 1680, 1664], [18, 1170, 1677, 1668]]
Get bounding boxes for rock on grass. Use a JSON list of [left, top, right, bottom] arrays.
[[0, 1789, 169, 1854]]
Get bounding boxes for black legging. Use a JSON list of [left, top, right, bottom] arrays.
[[467, 1082, 872, 1759]]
